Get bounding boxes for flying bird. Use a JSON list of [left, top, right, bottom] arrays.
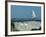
[[32, 10, 36, 18]]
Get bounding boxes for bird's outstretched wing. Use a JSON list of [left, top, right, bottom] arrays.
[[32, 10, 36, 18]]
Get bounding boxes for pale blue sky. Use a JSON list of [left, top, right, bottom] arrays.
[[11, 5, 41, 20]]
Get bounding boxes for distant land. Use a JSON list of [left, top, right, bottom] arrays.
[[11, 16, 41, 22]]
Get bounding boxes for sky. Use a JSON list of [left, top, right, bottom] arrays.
[[11, 5, 41, 20]]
